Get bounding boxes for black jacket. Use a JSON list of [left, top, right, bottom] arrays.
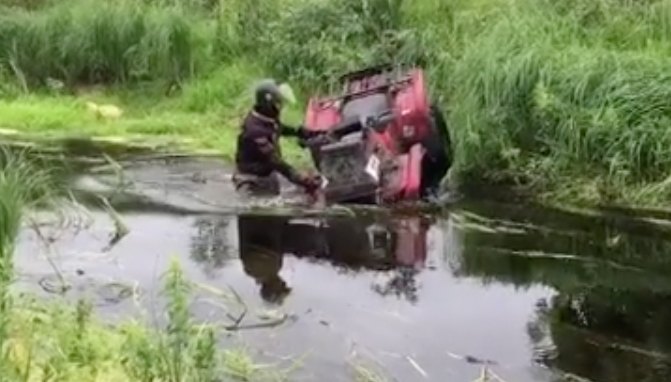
[[235, 110, 304, 184]]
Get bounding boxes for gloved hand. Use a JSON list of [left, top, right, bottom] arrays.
[[296, 125, 313, 140], [296, 126, 311, 148], [299, 130, 336, 148], [300, 125, 337, 139], [297, 173, 322, 194]]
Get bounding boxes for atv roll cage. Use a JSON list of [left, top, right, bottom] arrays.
[[322, 63, 413, 103]]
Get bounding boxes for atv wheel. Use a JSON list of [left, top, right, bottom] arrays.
[[420, 104, 452, 198]]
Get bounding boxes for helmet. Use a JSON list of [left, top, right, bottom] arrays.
[[253, 79, 296, 119]]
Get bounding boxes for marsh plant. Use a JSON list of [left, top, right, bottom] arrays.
[[0, 148, 59, 346]]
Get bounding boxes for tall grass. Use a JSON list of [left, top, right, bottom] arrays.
[[260, 0, 411, 88], [443, 0, 671, 202], [0, 0, 204, 88], [0, 147, 63, 378], [0, 148, 60, 343], [261, 0, 671, 203], [3, 0, 671, 205]]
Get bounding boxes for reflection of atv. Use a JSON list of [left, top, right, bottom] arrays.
[[237, 213, 429, 271], [289, 215, 428, 270], [236, 213, 430, 303], [301, 64, 452, 204]]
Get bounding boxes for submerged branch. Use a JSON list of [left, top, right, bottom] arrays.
[[221, 314, 288, 332], [99, 196, 129, 251], [28, 218, 70, 294]]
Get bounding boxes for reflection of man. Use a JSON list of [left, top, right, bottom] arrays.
[[241, 248, 290, 304], [238, 215, 291, 304]]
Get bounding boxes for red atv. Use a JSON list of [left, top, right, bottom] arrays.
[[301, 64, 452, 204]]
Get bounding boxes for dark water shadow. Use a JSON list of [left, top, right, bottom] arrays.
[[449, 199, 671, 382]]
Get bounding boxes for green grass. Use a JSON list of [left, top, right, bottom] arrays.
[[441, 0, 671, 206], [0, 59, 309, 163], [0, 0, 204, 87], [2, 0, 671, 207]]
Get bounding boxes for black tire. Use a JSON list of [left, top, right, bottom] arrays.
[[430, 103, 453, 166], [420, 104, 452, 198]]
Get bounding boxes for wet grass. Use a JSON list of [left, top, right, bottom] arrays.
[[352, 364, 389, 382]]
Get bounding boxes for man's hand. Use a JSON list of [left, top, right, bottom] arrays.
[[296, 125, 310, 139], [297, 173, 322, 194], [297, 125, 320, 141]]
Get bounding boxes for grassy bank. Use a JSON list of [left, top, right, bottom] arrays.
[[0, 60, 308, 163], [1, 0, 671, 207]]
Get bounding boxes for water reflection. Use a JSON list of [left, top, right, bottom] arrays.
[[190, 218, 235, 276], [183, 200, 671, 382], [449, 201, 671, 382], [234, 213, 432, 304], [547, 290, 671, 382], [237, 214, 290, 304]]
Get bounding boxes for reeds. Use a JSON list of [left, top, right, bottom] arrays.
[[0, 0, 202, 87]]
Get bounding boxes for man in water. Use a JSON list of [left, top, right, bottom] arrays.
[[233, 79, 321, 196]]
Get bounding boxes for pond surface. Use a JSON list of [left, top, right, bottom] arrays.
[[13, 158, 671, 382]]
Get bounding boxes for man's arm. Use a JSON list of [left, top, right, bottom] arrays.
[[270, 153, 305, 185], [253, 135, 307, 186], [278, 122, 302, 138]]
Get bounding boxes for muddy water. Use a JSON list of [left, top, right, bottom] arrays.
[[14, 159, 671, 382]]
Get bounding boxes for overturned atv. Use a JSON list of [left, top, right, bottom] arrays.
[[300, 64, 452, 205]]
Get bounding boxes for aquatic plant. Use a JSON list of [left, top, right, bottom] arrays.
[[0, 148, 58, 347]]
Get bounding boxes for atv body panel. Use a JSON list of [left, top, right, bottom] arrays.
[[303, 65, 449, 204]]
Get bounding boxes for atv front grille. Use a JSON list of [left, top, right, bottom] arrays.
[[319, 137, 378, 202]]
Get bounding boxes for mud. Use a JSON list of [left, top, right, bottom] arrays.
[[14, 158, 671, 382]]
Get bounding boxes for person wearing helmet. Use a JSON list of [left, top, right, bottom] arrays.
[[233, 79, 322, 196]]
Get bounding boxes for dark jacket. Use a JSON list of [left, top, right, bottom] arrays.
[[235, 110, 304, 184]]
